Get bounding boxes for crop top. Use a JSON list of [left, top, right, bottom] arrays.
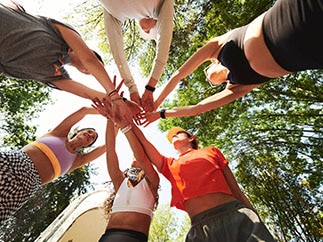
[[111, 178, 155, 218], [159, 147, 232, 211], [0, 4, 79, 87], [32, 136, 77, 178], [218, 26, 271, 85]]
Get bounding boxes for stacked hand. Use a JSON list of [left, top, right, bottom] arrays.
[[92, 76, 146, 126]]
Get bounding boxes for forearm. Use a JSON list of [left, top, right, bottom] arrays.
[[159, 84, 254, 118], [53, 79, 107, 100], [103, 10, 138, 94], [131, 124, 164, 169], [154, 71, 182, 108], [149, 0, 174, 84]]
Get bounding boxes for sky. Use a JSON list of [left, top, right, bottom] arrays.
[[17, 0, 184, 213]]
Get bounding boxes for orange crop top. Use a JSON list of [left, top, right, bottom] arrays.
[[159, 147, 232, 211]]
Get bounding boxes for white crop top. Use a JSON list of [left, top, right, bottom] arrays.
[[111, 178, 155, 217]]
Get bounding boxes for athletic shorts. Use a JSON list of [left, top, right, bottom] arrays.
[[99, 228, 148, 242], [0, 151, 41, 224], [186, 200, 276, 242]]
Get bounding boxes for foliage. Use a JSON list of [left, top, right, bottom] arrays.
[[149, 204, 190, 241], [0, 76, 52, 149]]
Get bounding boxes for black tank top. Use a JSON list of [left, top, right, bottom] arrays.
[[218, 26, 270, 85]]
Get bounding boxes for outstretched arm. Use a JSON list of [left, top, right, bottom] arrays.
[[121, 124, 160, 189], [141, 0, 174, 112], [103, 10, 140, 102], [53, 23, 115, 94], [105, 119, 124, 191], [130, 125, 165, 170], [53, 79, 107, 100], [54, 23, 133, 121], [48, 107, 99, 137], [154, 38, 222, 109], [142, 82, 261, 126]]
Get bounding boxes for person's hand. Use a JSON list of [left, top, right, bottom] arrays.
[[141, 90, 155, 112], [135, 110, 160, 127], [125, 99, 143, 116], [108, 76, 133, 122], [92, 97, 113, 120], [130, 92, 142, 107]]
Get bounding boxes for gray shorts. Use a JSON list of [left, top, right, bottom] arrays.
[[0, 151, 41, 224], [186, 200, 276, 242]]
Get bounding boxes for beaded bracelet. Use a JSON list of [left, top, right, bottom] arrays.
[[121, 125, 132, 134]]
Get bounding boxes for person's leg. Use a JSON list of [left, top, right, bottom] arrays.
[[0, 151, 41, 224]]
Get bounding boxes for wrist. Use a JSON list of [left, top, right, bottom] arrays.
[[160, 109, 166, 119], [145, 84, 156, 92], [121, 125, 132, 134]]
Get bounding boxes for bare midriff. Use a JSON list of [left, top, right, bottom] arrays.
[[107, 212, 152, 235], [183, 192, 237, 218], [22, 144, 55, 184], [244, 13, 292, 78]]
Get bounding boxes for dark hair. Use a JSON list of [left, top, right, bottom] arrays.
[[92, 50, 104, 65], [184, 132, 198, 150], [70, 128, 98, 147]]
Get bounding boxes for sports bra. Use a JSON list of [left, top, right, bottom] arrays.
[[111, 178, 155, 218], [218, 26, 270, 85], [33, 136, 77, 178]]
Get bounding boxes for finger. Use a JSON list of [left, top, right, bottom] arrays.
[[116, 79, 124, 91], [113, 75, 117, 88]]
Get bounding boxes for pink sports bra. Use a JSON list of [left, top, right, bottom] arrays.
[[33, 136, 77, 178]]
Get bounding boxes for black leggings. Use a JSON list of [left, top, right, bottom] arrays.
[[98, 228, 148, 242]]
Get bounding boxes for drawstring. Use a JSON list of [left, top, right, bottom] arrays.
[[202, 224, 209, 238]]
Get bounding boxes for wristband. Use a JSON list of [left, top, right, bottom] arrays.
[[145, 85, 156, 92], [121, 125, 132, 134], [160, 109, 166, 119]]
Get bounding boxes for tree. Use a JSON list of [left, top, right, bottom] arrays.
[[149, 204, 190, 241]]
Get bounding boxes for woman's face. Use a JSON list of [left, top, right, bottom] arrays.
[[204, 61, 229, 86], [138, 18, 157, 34], [74, 129, 98, 147]]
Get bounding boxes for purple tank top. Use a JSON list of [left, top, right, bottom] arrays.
[[36, 136, 77, 176]]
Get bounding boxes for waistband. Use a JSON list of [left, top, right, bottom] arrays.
[[190, 200, 245, 225], [32, 141, 61, 179], [105, 228, 148, 241]]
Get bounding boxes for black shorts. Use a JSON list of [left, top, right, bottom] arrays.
[[99, 228, 148, 242]]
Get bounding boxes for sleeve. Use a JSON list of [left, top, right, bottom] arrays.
[[150, 0, 174, 81], [157, 155, 172, 178], [103, 9, 138, 93], [211, 147, 229, 170]]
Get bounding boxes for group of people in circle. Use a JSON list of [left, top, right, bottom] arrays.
[[1, 0, 322, 241]]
